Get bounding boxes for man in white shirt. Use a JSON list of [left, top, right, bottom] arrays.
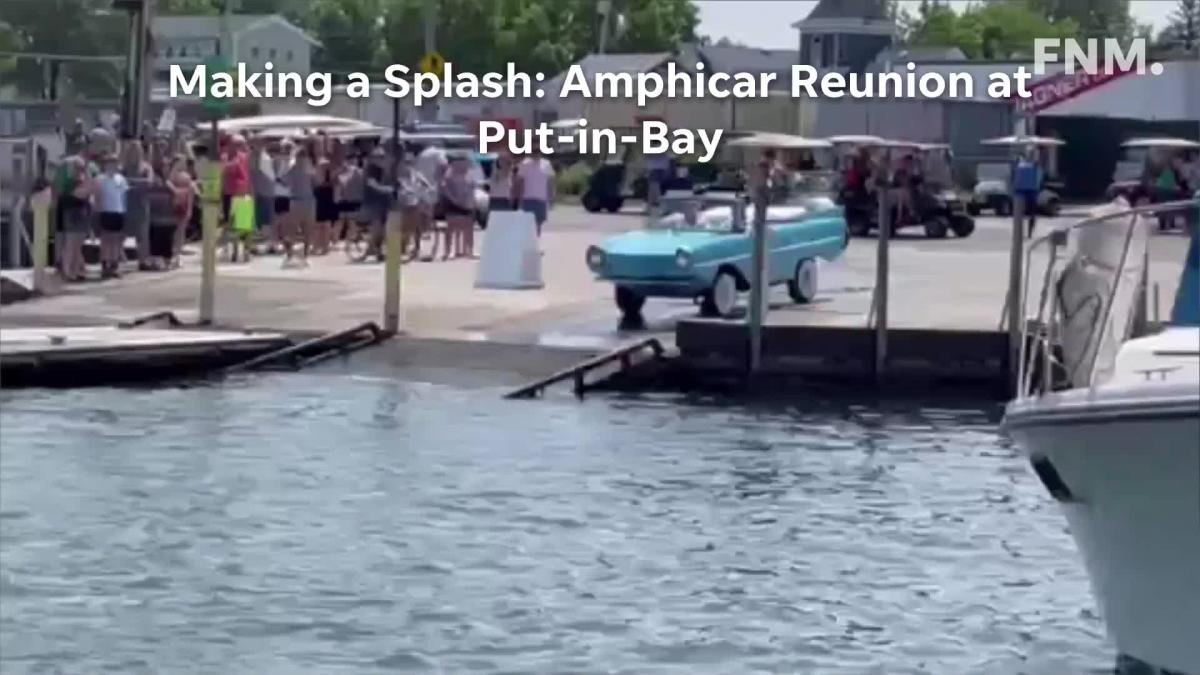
[[415, 143, 448, 239], [516, 152, 555, 236]]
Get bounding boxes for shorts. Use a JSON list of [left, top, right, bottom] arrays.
[[274, 197, 291, 214], [255, 196, 274, 230], [291, 201, 316, 221], [520, 199, 547, 226], [149, 224, 175, 258], [337, 200, 361, 215], [489, 196, 513, 211], [221, 194, 232, 222], [62, 202, 92, 234], [99, 212, 125, 233], [442, 198, 473, 218], [230, 195, 255, 235]]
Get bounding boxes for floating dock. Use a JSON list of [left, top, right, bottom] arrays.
[[675, 317, 1009, 393], [1, 325, 291, 387]]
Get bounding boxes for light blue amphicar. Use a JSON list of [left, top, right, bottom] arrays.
[[586, 189, 848, 319]]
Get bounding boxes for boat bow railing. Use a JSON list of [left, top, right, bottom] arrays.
[[1016, 198, 1198, 399]]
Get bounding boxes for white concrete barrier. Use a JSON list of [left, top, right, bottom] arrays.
[[475, 210, 544, 290]]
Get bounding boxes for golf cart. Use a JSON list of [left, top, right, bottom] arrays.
[[1106, 137, 1199, 230], [968, 163, 1063, 216], [969, 135, 1065, 217], [582, 158, 629, 213], [831, 136, 975, 239]]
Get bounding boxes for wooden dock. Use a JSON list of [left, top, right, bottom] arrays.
[[1, 326, 291, 387]]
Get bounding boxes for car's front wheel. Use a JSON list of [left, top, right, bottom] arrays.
[[700, 270, 740, 318], [615, 286, 645, 318], [787, 258, 818, 304]]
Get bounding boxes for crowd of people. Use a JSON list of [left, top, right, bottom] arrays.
[[44, 124, 559, 282]]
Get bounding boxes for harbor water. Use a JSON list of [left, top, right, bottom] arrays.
[[0, 373, 1110, 673]]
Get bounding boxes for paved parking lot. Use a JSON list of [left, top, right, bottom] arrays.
[[1, 204, 1189, 351]]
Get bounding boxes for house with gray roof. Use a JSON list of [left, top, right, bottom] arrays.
[[792, 0, 895, 72], [675, 43, 798, 85], [152, 14, 319, 88]]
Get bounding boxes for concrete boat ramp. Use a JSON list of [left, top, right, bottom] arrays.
[[0, 206, 1189, 394]]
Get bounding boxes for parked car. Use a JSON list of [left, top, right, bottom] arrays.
[[586, 193, 848, 319]]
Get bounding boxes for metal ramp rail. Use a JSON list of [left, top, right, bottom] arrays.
[[225, 322, 387, 373], [504, 338, 665, 400]]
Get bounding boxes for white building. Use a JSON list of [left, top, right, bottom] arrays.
[[151, 14, 319, 87]]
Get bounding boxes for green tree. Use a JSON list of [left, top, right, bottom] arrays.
[[0, 0, 126, 98], [306, 0, 384, 74], [905, 1, 1079, 59], [378, 0, 693, 78], [608, 0, 698, 53], [0, 21, 20, 77], [1160, 0, 1200, 51], [1028, 0, 1135, 40]]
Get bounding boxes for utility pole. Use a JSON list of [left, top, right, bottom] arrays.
[[597, 0, 613, 55], [199, 0, 232, 324], [113, 0, 154, 139], [423, 0, 438, 122]]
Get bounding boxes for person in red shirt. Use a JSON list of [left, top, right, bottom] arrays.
[[222, 134, 253, 261]]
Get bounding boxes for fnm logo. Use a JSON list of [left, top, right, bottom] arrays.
[[1033, 38, 1162, 76]]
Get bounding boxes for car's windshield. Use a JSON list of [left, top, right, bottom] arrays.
[[650, 199, 739, 232]]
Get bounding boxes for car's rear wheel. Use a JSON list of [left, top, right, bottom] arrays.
[[924, 216, 949, 239], [700, 270, 739, 318], [615, 286, 645, 318], [787, 258, 818, 304], [950, 216, 975, 238], [582, 192, 603, 213], [847, 213, 871, 237], [603, 197, 624, 213]]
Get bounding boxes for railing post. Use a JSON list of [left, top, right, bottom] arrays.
[[383, 210, 402, 334], [873, 156, 891, 384], [1007, 192, 1026, 394], [29, 188, 51, 294], [747, 166, 770, 374]]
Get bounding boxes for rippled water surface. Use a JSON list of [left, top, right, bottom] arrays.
[[1, 374, 1107, 674]]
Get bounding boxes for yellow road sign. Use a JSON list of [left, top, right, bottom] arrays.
[[419, 51, 445, 78]]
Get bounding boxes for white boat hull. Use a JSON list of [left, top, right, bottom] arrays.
[[1006, 393, 1200, 674]]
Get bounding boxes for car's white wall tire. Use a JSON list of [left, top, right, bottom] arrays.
[[701, 270, 740, 318], [788, 258, 818, 304]]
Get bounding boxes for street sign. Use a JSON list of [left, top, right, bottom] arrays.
[[202, 54, 231, 115], [1014, 66, 1136, 115], [419, 51, 445, 78]]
